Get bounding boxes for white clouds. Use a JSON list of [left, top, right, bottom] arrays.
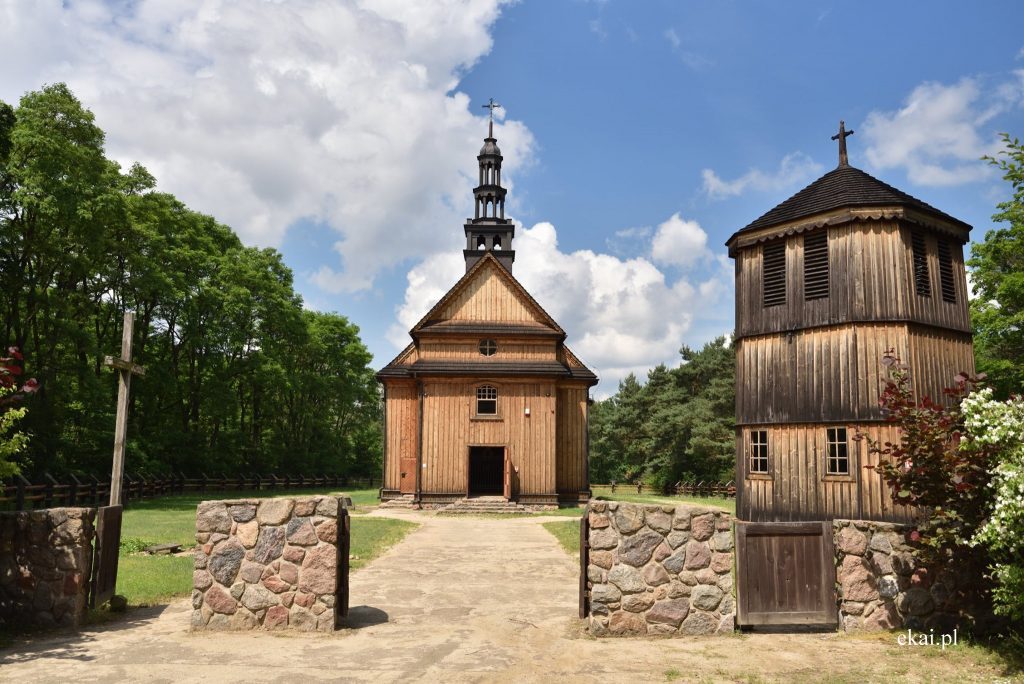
[[862, 76, 1024, 186], [0, 0, 526, 292], [701, 152, 823, 199], [390, 219, 732, 393], [664, 28, 681, 50], [650, 213, 709, 267]]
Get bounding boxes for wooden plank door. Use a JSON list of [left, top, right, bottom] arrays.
[[399, 450, 416, 494], [503, 450, 512, 500], [90, 505, 122, 608], [735, 521, 837, 627]]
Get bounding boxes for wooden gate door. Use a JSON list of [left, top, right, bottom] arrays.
[[335, 507, 350, 626], [735, 521, 837, 628], [503, 451, 512, 500], [90, 505, 123, 608]]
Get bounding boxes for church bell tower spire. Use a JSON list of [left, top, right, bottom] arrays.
[[464, 99, 515, 273]]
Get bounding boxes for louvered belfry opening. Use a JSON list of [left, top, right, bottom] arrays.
[[911, 232, 931, 297], [803, 231, 829, 301], [937, 240, 957, 304], [762, 241, 787, 307]]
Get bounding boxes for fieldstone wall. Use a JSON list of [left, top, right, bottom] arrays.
[[834, 520, 958, 632], [0, 508, 95, 628], [192, 496, 344, 632], [585, 501, 735, 636]]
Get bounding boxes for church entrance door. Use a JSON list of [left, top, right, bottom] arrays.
[[468, 446, 505, 496]]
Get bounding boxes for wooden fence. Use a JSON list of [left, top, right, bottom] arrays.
[[0, 472, 377, 511], [591, 480, 736, 498]]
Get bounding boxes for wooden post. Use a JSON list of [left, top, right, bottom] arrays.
[[105, 312, 146, 507]]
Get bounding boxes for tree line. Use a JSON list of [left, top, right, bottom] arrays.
[[589, 337, 735, 488], [1, 84, 381, 479]]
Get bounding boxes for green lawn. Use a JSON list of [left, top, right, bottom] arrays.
[[589, 486, 736, 514], [115, 488, 417, 606], [542, 520, 581, 554]]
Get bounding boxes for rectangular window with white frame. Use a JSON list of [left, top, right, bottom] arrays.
[[750, 430, 769, 475], [826, 427, 849, 475]]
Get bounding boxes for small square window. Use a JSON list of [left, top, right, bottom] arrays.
[[750, 430, 769, 474], [826, 427, 849, 475]]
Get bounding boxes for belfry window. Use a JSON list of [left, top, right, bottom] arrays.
[[493, 236, 502, 250], [476, 385, 497, 415], [477, 235, 486, 250], [912, 232, 931, 298], [478, 339, 497, 356], [762, 241, 787, 308], [938, 240, 956, 304], [803, 231, 829, 300]]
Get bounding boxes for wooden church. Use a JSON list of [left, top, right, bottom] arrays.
[[378, 115, 597, 507], [727, 123, 974, 523]]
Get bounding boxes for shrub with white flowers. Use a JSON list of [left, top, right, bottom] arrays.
[[963, 388, 1024, 621]]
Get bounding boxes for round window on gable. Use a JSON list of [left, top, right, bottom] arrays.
[[479, 339, 497, 356]]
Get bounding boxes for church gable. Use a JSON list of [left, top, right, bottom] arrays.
[[413, 254, 563, 334]]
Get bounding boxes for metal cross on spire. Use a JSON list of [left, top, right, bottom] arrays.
[[482, 97, 502, 121], [482, 98, 501, 138], [831, 120, 855, 167]]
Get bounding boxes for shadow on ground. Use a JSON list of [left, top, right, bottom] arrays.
[[0, 604, 168, 665], [342, 605, 389, 629]]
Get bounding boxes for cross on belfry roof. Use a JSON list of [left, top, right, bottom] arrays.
[[831, 120, 855, 167], [482, 98, 502, 121]]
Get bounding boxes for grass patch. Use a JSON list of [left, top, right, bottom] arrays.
[[349, 517, 419, 571], [590, 486, 735, 514], [116, 553, 194, 605], [111, 488, 416, 607], [542, 520, 580, 554]]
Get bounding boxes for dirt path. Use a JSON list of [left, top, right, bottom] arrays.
[[0, 512, 1014, 683]]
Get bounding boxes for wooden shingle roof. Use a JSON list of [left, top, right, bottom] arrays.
[[727, 164, 971, 246]]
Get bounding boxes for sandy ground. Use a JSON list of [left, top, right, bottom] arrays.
[[0, 510, 1017, 683]]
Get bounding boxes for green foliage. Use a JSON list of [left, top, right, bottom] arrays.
[[969, 133, 1024, 398], [0, 83, 381, 478], [589, 337, 735, 487], [866, 356, 993, 574], [963, 389, 1024, 621], [119, 536, 151, 554], [0, 386, 29, 479]]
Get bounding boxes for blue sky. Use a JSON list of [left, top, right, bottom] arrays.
[[2, 1, 1023, 395]]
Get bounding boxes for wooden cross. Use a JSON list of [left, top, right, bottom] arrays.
[[104, 312, 145, 506], [831, 120, 854, 167]]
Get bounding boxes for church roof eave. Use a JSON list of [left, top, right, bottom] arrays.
[[725, 165, 971, 254]]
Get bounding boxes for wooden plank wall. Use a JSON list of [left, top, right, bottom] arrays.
[[736, 323, 911, 424], [737, 423, 912, 522], [383, 381, 418, 492], [418, 337, 557, 361], [420, 379, 557, 495], [734, 221, 970, 339], [556, 386, 588, 496], [907, 326, 976, 406], [439, 262, 543, 324]]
